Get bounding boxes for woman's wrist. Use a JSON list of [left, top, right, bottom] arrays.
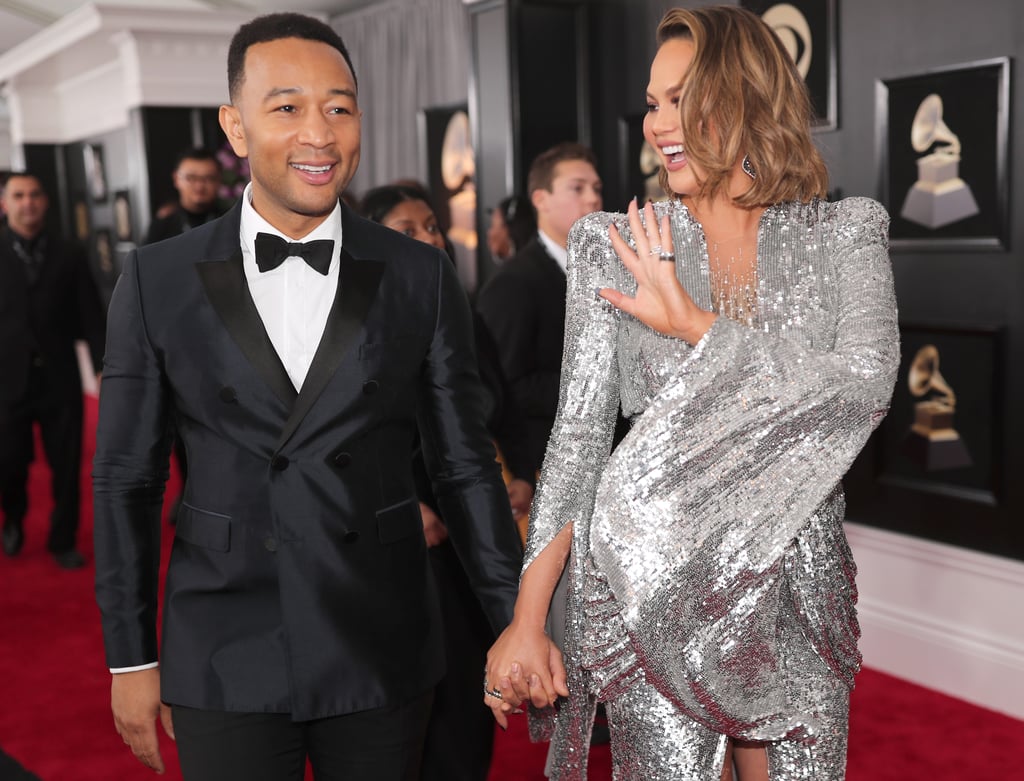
[[675, 309, 717, 345], [510, 607, 549, 632]]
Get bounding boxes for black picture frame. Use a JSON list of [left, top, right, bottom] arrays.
[[417, 103, 478, 292], [113, 190, 133, 243], [877, 57, 1010, 251], [843, 323, 1019, 561], [877, 324, 1002, 506], [418, 103, 470, 235], [83, 143, 108, 203], [72, 194, 90, 242], [92, 228, 114, 278], [739, 0, 838, 130]]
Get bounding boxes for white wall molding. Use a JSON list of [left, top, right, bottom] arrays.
[[0, 3, 254, 147], [846, 521, 1024, 720]]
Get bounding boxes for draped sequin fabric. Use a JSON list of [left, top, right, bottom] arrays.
[[524, 197, 899, 779]]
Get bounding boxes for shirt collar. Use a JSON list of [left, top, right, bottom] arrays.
[[537, 228, 567, 274], [239, 182, 343, 266]]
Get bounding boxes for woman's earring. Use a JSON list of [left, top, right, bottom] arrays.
[[742, 154, 756, 180]]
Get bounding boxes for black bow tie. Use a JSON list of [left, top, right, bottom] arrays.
[[254, 232, 334, 275]]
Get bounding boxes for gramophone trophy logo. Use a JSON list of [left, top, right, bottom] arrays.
[[761, 4, 813, 80], [900, 94, 980, 229], [902, 344, 972, 470], [440, 110, 477, 290]]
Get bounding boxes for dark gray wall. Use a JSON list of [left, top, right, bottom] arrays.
[[584, 0, 1024, 559]]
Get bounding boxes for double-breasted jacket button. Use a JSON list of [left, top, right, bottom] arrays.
[[342, 530, 360, 544], [362, 380, 380, 395], [219, 386, 238, 403], [271, 455, 289, 471], [333, 452, 352, 468], [264, 536, 278, 552]]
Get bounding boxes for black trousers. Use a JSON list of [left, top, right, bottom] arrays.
[[172, 690, 433, 781], [420, 541, 496, 781], [0, 364, 82, 552]]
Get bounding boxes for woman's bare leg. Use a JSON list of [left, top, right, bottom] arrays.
[[733, 740, 769, 781]]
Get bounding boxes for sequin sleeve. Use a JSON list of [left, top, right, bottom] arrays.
[[588, 197, 899, 740], [521, 213, 624, 574]]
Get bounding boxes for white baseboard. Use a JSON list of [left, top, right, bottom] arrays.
[[845, 521, 1024, 720]]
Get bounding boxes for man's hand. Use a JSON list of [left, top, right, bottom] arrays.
[[419, 502, 449, 547], [111, 667, 174, 773], [506, 478, 534, 521]]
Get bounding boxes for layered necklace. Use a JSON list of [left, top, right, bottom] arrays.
[[704, 225, 760, 328]]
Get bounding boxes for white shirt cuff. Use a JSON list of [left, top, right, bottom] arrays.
[[110, 662, 159, 674]]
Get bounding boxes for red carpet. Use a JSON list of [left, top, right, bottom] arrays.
[[1, 395, 1022, 779]]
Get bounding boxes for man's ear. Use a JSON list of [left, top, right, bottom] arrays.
[[531, 188, 547, 217], [219, 105, 247, 158]]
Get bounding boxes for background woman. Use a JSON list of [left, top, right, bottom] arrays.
[[360, 183, 534, 781], [486, 194, 536, 263], [484, 6, 899, 780]]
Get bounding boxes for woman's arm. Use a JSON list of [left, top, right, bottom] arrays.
[[484, 211, 625, 725], [484, 523, 572, 727]]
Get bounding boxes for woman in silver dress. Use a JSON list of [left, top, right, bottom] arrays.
[[483, 6, 899, 780]]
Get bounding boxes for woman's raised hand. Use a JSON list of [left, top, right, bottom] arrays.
[[600, 199, 716, 346]]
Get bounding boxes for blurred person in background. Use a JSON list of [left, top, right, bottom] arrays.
[[361, 183, 534, 781], [486, 195, 536, 264], [0, 172, 105, 569]]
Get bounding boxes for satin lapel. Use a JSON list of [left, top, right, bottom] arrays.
[[275, 246, 385, 451], [195, 250, 298, 407]]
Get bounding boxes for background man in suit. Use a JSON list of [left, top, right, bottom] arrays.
[[0, 172, 105, 569], [476, 143, 603, 473], [143, 147, 225, 245], [143, 147, 227, 524], [94, 14, 539, 781]]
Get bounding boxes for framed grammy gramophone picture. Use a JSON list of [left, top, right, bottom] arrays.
[[739, 0, 837, 130], [843, 323, 1016, 560], [877, 57, 1010, 250]]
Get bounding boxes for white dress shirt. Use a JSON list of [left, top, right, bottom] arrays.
[[537, 228, 568, 275], [240, 183, 343, 391]]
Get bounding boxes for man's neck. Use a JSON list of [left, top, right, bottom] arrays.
[[181, 203, 215, 217], [7, 224, 42, 243], [537, 219, 566, 250]]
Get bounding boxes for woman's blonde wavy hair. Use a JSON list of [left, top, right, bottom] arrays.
[[655, 6, 828, 206]]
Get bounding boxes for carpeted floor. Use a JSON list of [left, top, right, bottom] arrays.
[[1, 395, 1022, 780]]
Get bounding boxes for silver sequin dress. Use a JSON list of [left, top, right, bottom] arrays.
[[524, 197, 899, 779]]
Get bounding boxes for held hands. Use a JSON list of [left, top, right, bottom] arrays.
[[600, 199, 716, 346], [484, 620, 569, 729], [111, 667, 174, 774]]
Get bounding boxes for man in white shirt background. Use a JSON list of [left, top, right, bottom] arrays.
[[476, 142, 604, 475]]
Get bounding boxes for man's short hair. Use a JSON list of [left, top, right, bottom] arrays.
[[1, 170, 43, 196], [227, 13, 357, 102], [526, 142, 598, 196], [175, 148, 221, 171]]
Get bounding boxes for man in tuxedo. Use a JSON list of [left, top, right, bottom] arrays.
[[476, 143, 603, 472], [94, 14, 535, 781], [0, 172, 104, 569]]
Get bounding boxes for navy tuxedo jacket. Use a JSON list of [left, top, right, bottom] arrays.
[[93, 201, 522, 720]]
